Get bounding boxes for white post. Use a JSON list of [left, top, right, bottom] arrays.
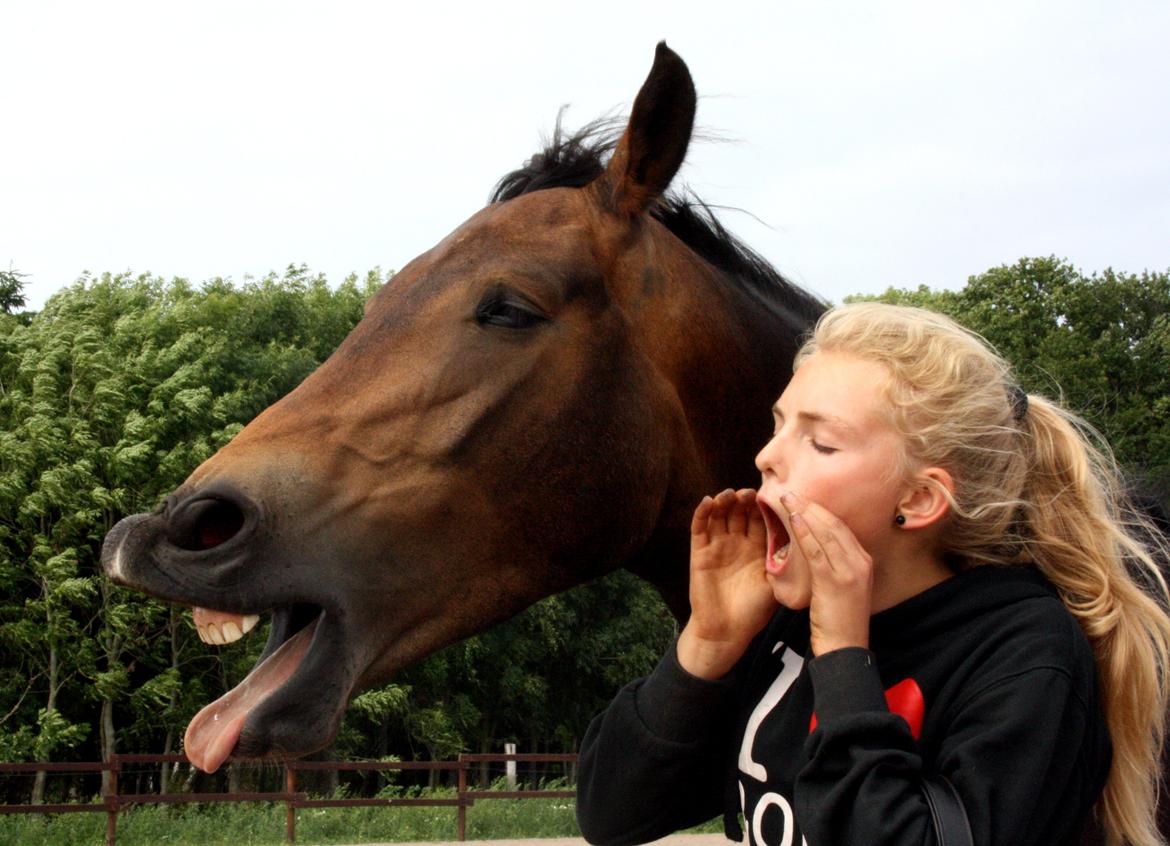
[[505, 742, 517, 790]]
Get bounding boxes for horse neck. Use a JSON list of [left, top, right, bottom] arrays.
[[620, 245, 816, 618], [647, 243, 811, 483]]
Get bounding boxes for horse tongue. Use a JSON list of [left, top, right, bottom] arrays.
[[184, 617, 320, 773]]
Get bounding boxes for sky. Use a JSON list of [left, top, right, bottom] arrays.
[[3, 1, 1168, 311]]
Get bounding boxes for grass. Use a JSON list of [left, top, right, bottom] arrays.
[[0, 793, 723, 845]]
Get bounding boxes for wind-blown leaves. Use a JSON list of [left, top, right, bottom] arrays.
[[1, 263, 680, 778], [0, 267, 383, 782], [3, 256, 1163, 800], [854, 258, 1170, 485]]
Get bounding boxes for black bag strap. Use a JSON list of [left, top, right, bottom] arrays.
[[922, 774, 974, 846]]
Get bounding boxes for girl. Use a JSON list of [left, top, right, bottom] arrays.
[[576, 303, 1170, 846]]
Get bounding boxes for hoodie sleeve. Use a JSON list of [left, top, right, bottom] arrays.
[[793, 648, 1102, 845], [576, 641, 740, 846]]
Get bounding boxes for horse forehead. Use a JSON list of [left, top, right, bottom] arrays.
[[406, 191, 596, 282], [470, 189, 595, 251], [359, 191, 600, 324]]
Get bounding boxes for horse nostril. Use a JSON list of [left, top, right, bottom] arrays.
[[167, 494, 249, 552], [196, 500, 245, 550]]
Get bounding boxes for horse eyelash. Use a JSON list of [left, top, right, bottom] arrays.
[[475, 294, 546, 329]]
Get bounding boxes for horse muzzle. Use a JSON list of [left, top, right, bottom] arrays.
[[101, 483, 285, 612], [101, 482, 371, 770]]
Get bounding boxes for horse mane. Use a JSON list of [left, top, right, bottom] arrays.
[[489, 115, 827, 320]]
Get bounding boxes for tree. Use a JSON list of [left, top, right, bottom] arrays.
[[381, 569, 676, 786], [6, 255, 1161, 804], [0, 267, 383, 799], [852, 257, 1170, 487], [0, 268, 27, 315]]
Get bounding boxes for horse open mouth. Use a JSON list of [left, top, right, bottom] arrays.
[[184, 601, 348, 773]]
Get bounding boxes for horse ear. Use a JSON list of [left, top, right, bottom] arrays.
[[601, 42, 697, 217]]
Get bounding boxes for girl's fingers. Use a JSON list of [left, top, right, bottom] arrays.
[[712, 488, 736, 535], [727, 489, 754, 536], [788, 510, 828, 572], [808, 503, 872, 571], [783, 493, 873, 582], [691, 495, 714, 538], [692, 489, 738, 542], [801, 507, 850, 572], [782, 494, 849, 573], [780, 493, 874, 655]]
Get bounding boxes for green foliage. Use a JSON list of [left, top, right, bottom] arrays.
[[0, 793, 589, 845], [0, 266, 383, 776], [382, 569, 676, 760], [349, 685, 411, 723], [0, 268, 27, 315], [851, 257, 1170, 484], [0, 263, 675, 798], [0, 790, 721, 845], [1, 255, 1165, 814], [31, 707, 88, 760]]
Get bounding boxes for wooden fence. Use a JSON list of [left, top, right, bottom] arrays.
[[0, 752, 578, 845]]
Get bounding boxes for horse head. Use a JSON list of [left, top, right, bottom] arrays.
[[101, 43, 824, 771]]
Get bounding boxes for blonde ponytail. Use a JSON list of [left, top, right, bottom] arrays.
[[800, 302, 1170, 845], [1020, 397, 1170, 845]]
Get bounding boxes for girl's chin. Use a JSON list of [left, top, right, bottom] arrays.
[[765, 570, 810, 610]]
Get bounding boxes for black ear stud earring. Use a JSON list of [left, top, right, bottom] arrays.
[[895, 514, 906, 526]]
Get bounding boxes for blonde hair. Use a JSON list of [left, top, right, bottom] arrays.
[[796, 301, 1170, 845]]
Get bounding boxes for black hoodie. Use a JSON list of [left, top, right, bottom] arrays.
[[577, 566, 1110, 846]]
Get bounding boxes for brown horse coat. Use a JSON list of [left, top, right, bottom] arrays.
[[102, 43, 825, 771]]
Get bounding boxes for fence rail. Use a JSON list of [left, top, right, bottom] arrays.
[[0, 752, 579, 845]]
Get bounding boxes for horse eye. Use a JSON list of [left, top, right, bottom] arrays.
[[475, 294, 547, 329]]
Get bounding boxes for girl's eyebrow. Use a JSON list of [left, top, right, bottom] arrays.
[[772, 403, 858, 434]]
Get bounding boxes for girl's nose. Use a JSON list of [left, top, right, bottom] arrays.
[[755, 435, 780, 476]]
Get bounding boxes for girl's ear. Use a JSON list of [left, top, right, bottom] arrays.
[[898, 467, 955, 530]]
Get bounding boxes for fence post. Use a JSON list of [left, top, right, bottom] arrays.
[[105, 759, 119, 846], [505, 743, 516, 789], [457, 757, 467, 842], [286, 765, 296, 845]]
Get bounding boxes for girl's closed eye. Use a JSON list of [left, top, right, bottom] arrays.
[[811, 440, 837, 455]]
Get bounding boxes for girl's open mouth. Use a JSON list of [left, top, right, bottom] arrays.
[[758, 498, 792, 575]]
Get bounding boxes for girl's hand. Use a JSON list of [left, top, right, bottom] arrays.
[[780, 491, 874, 655], [677, 488, 777, 679]]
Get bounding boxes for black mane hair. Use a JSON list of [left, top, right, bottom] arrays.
[[489, 115, 827, 320]]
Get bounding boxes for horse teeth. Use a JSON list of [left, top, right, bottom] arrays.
[[192, 608, 260, 645]]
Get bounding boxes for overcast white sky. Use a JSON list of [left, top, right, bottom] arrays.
[[3, 1, 1168, 311]]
